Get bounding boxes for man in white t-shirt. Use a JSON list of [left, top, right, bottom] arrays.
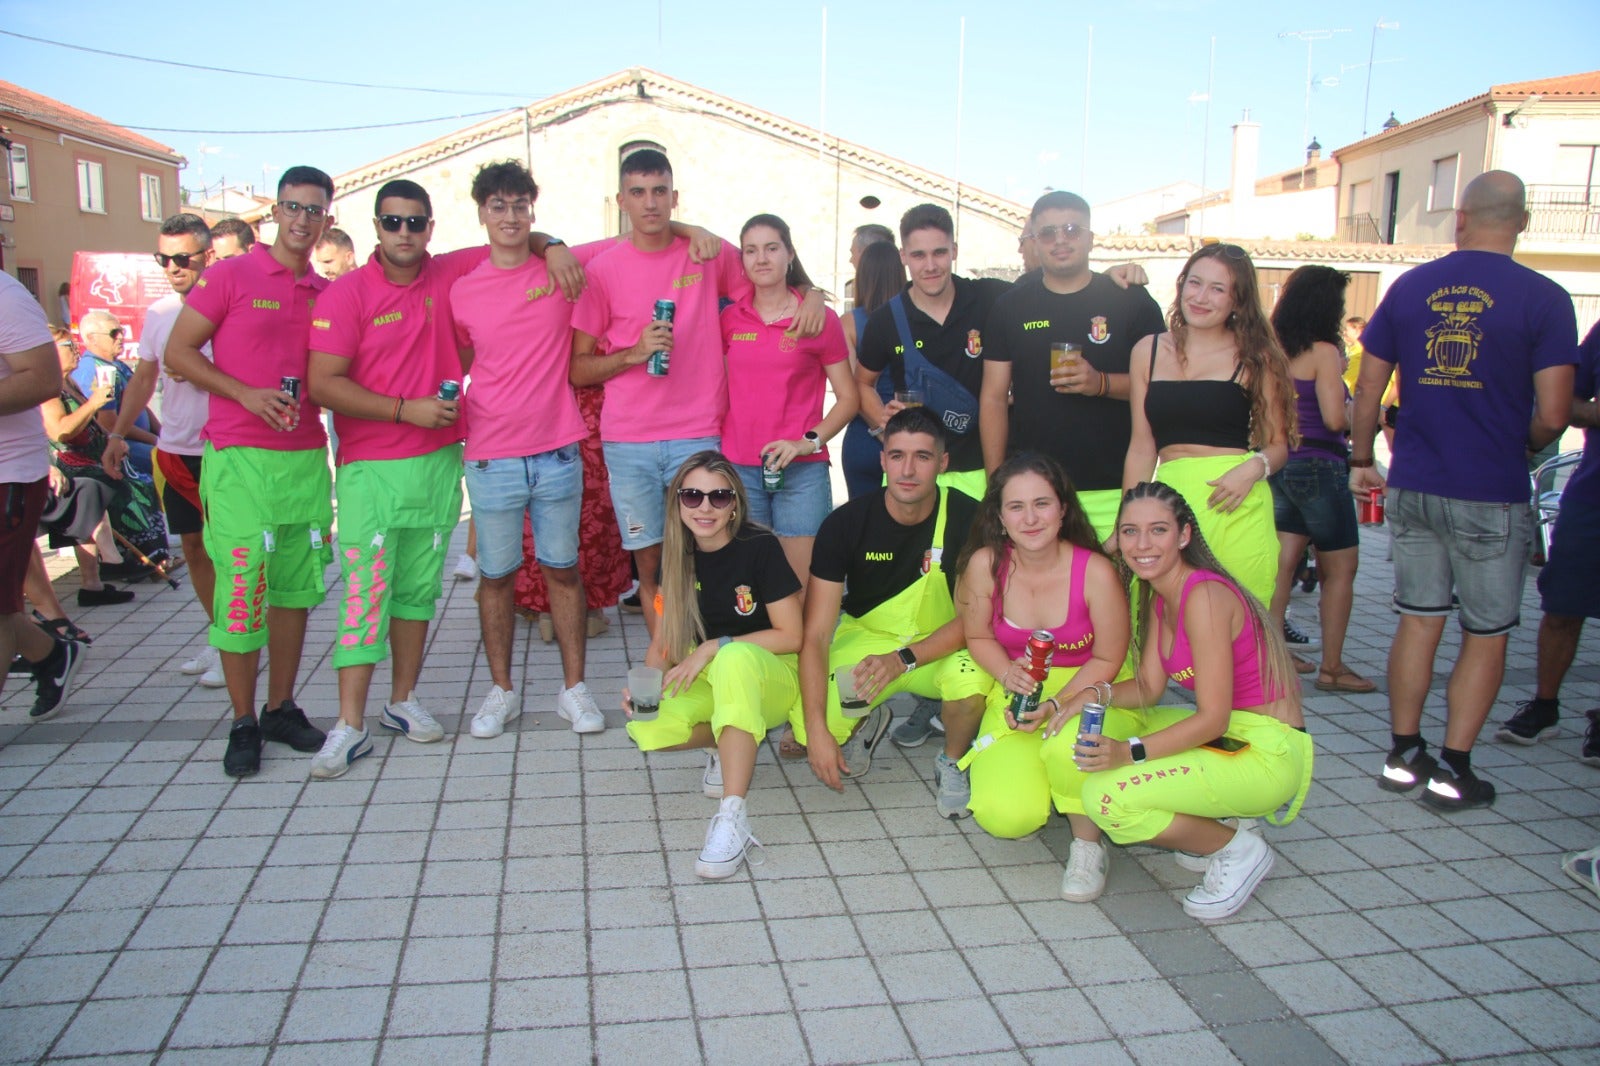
[[103, 213, 223, 687], [1, 273, 86, 719]]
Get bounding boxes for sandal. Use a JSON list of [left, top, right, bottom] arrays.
[[1315, 665, 1375, 694], [33, 612, 92, 645], [1292, 653, 1316, 675], [776, 728, 808, 760]]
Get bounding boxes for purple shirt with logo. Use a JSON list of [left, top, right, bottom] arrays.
[[1363, 250, 1577, 503]]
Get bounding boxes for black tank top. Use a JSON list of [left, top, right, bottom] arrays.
[[1144, 340, 1251, 451]]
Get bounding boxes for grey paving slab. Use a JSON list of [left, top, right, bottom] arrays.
[[2, 521, 1599, 1062]]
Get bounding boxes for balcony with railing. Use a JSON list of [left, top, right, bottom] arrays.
[[1339, 213, 1382, 244], [1525, 184, 1600, 242]]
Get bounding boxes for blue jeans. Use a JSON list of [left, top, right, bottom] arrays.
[[463, 444, 583, 578], [733, 460, 834, 537], [602, 437, 720, 550], [1269, 457, 1359, 552]]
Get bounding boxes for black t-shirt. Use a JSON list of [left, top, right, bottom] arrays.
[[693, 526, 802, 639], [857, 274, 1013, 474], [984, 272, 1165, 490], [810, 487, 978, 618]]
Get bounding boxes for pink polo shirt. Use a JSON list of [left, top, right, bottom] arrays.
[[719, 293, 848, 466], [309, 246, 488, 464], [571, 236, 749, 443], [184, 242, 329, 451], [0, 273, 51, 484], [451, 241, 610, 462]]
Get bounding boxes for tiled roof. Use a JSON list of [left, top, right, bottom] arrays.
[[1094, 233, 1451, 264], [1492, 70, 1600, 99], [0, 79, 182, 162], [334, 68, 1027, 227]]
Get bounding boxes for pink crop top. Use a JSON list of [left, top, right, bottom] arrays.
[[1155, 570, 1281, 707], [991, 545, 1096, 668]]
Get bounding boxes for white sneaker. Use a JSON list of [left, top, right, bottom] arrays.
[[703, 752, 724, 798], [695, 795, 763, 879], [1176, 818, 1258, 873], [1183, 827, 1275, 920], [380, 692, 445, 743], [452, 554, 478, 581], [309, 722, 372, 780], [470, 686, 521, 739], [1060, 838, 1110, 902], [182, 643, 218, 676], [556, 682, 606, 734]]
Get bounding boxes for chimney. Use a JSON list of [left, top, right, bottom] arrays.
[[1306, 136, 1322, 163], [1230, 112, 1261, 204]]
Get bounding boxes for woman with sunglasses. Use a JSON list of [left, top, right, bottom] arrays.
[[623, 451, 803, 879], [720, 214, 856, 586], [1071, 482, 1313, 920], [1124, 244, 1297, 606], [954, 453, 1132, 902]]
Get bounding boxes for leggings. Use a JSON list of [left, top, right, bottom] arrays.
[[1082, 708, 1314, 844], [626, 642, 797, 751]]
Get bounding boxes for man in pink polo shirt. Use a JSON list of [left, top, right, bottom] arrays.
[[304, 178, 491, 776], [452, 160, 613, 739], [166, 166, 337, 778]]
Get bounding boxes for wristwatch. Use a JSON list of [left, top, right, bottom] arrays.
[[1128, 736, 1147, 764], [803, 430, 821, 452], [895, 647, 917, 672], [545, 237, 566, 248]]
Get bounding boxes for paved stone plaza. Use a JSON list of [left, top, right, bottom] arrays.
[[1, 521, 1598, 1065]]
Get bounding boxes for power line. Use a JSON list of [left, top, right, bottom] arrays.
[[0, 29, 546, 99], [1, 103, 518, 137]]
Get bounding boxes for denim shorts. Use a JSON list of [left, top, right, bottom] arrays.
[[463, 443, 583, 578], [1537, 493, 1600, 620], [1269, 457, 1359, 552], [1388, 487, 1533, 636], [602, 436, 719, 551], [733, 460, 834, 537]]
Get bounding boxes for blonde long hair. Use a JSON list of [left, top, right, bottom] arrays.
[[1166, 244, 1299, 450], [658, 451, 751, 664], [1116, 481, 1295, 710]]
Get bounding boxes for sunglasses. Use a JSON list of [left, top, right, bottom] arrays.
[[677, 487, 736, 509], [1031, 222, 1088, 244], [154, 252, 203, 269], [377, 214, 430, 234], [278, 199, 328, 220], [88, 328, 124, 339], [1212, 243, 1249, 260]]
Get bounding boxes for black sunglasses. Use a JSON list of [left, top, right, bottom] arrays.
[[154, 252, 202, 269], [377, 214, 430, 234], [677, 487, 736, 509]]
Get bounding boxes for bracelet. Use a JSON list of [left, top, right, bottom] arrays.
[[1348, 457, 1375, 468], [1097, 371, 1109, 398], [1042, 697, 1060, 717], [393, 397, 405, 423], [1252, 450, 1271, 478], [106, 432, 126, 442]]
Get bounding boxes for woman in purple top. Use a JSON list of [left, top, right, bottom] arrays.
[[1265, 267, 1373, 693]]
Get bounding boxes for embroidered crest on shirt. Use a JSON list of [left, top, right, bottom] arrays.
[[1088, 316, 1110, 344], [734, 585, 756, 617], [778, 332, 797, 353], [1422, 286, 1489, 390], [965, 329, 983, 358]]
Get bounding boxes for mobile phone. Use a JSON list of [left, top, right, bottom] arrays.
[[1202, 736, 1250, 754]]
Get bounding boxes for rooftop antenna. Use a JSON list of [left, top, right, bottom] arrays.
[[1278, 28, 1350, 166], [1361, 19, 1401, 136]]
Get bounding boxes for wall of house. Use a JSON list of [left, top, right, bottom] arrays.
[[1337, 116, 1492, 246], [1, 117, 179, 326], [329, 97, 1029, 302]]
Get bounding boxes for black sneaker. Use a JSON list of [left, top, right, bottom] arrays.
[[1283, 618, 1321, 652], [77, 584, 136, 607], [224, 716, 263, 778], [29, 639, 85, 721], [1582, 710, 1600, 768], [1378, 747, 1438, 793], [8, 654, 28, 677], [1421, 766, 1496, 811], [1494, 699, 1558, 745], [620, 589, 643, 614], [260, 700, 325, 752]]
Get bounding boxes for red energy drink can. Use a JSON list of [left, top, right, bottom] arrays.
[[1357, 487, 1385, 525], [1008, 630, 1056, 723], [279, 376, 301, 402]]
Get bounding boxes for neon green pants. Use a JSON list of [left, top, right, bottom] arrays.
[[627, 643, 798, 750], [789, 620, 989, 747], [1077, 488, 1123, 545], [1082, 708, 1314, 844], [959, 664, 1141, 839], [1154, 454, 1278, 606]]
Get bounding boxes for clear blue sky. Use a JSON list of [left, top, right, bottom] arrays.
[[3, 0, 1597, 216]]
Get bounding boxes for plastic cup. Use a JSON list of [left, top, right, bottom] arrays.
[[835, 664, 869, 712], [627, 666, 663, 720], [1049, 342, 1082, 378], [894, 389, 924, 408], [94, 364, 117, 391]]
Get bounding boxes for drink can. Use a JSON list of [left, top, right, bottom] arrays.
[[1078, 702, 1106, 737], [1009, 630, 1056, 724], [279, 376, 301, 402], [648, 299, 675, 376], [762, 463, 784, 492], [1357, 487, 1385, 525], [437, 379, 460, 402]]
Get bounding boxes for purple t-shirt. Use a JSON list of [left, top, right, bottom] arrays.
[[1562, 319, 1600, 509], [1362, 250, 1578, 503]]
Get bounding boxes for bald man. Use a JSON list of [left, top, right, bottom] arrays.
[[1350, 170, 1578, 811]]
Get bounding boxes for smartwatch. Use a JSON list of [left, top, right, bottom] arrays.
[[803, 430, 821, 452], [1128, 736, 1147, 764], [545, 237, 566, 248], [895, 647, 917, 673]]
